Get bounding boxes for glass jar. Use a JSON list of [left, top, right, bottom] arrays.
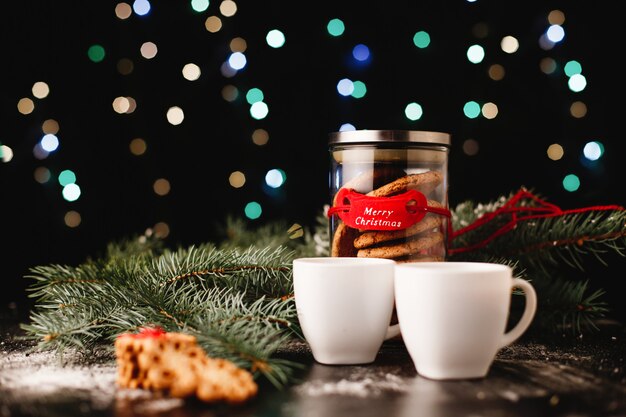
[[328, 130, 451, 262]]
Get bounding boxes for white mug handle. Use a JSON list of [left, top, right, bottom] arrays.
[[498, 278, 537, 349]]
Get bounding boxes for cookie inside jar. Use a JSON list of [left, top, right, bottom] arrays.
[[328, 130, 450, 263]]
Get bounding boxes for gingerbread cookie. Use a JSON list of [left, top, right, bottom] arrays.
[[332, 165, 406, 206], [356, 230, 444, 259], [367, 170, 443, 197], [353, 212, 442, 249], [331, 222, 361, 257], [115, 327, 258, 404]]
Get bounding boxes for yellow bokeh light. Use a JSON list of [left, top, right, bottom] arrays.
[[130, 138, 147, 155], [229, 171, 246, 188], [252, 128, 269, 146], [481, 102, 498, 119], [64, 210, 82, 228], [112, 96, 130, 114], [153, 222, 170, 238], [547, 143, 564, 160], [182, 63, 201, 81], [548, 9, 565, 25], [1, 145, 14, 163], [140, 42, 158, 59], [17, 98, 35, 115], [219, 0, 237, 17], [34, 167, 51, 183], [166, 106, 184, 125], [221, 85, 238, 102], [32, 81, 50, 99], [125, 96, 137, 114], [462, 139, 479, 156], [230, 37, 247, 52], [500, 36, 519, 54], [153, 178, 171, 196], [115, 2, 132, 19], [42, 119, 60, 134], [570, 101, 587, 118], [205, 16, 223, 33], [117, 58, 134, 75], [487, 64, 505, 81]]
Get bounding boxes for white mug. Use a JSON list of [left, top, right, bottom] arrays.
[[293, 257, 401, 365], [394, 262, 537, 380]]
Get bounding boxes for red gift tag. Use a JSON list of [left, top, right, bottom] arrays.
[[329, 188, 431, 231]]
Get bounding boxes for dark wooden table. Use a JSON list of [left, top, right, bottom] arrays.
[[2, 316, 626, 417]]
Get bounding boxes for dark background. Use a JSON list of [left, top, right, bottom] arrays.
[[1, 1, 624, 320]]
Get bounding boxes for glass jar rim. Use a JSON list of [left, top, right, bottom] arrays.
[[329, 130, 451, 147]]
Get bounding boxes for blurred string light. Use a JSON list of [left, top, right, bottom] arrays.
[[132, 0, 151, 16], [219, 0, 237, 17], [58, 169, 76, 186], [190, 0, 209, 13], [1, 145, 13, 163], [64, 211, 82, 228], [266, 29, 286, 48], [564, 60, 582, 77], [130, 138, 147, 155], [117, 58, 134, 75], [488, 64, 505, 80], [115, 3, 133, 19], [539, 20, 565, 50], [42, 119, 59, 134], [351, 81, 366, 98], [339, 123, 356, 131], [62, 183, 81, 202], [466, 44, 485, 64], [327, 18, 345, 37], [562, 174, 580, 192], [548, 9, 565, 25], [230, 37, 247, 52], [205, 16, 222, 32], [337, 78, 354, 96], [352, 44, 370, 62], [500, 36, 519, 54], [413, 31, 430, 48], [568, 73, 586, 92], [462, 139, 479, 156], [87, 44, 106, 63], [570, 101, 587, 118], [17, 98, 35, 115], [265, 169, 286, 188], [547, 144, 564, 161], [153, 178, 171, 196], [228, 52, 247, 70], [221, 85, 239, 101], [140, 42, 158, 59], [182, 63, 201, 80], [583, 141, 604, 161], [41, 134, 59, 152], [246, 87, 264, 104], [34, 167, 51, 183], [250, 101, 269, 119], [244, 201, 262, 219], [220, 62, 237, 77], [166, 106, 185, 125], [153, 222, 170, 238], [229, 171, 246, 188], [539, 57, 557, 74], [481, 102, 498, 119], [32, 82, 50, 99], [463, 101, 481, 118], [404, 102, 423, 121], [251, 129, 269, 145]]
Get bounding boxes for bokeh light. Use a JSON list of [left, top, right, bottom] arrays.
[[42, 119, 60, 134], [1, 145, 13, 163], [229, 171, 246, 188], [250, 102, 269, 120], [244, 201, 262, 219], [230, 37, 247, 52], [546, 24, 565, 43], [568, 74, 587, 92], [182, 63, 201, 81], [352, 44, 370, 62], [190, 0, 209, 13], [62, 183, 81, 202], [327, 18, 345, 37], [228, 52, 247, 70], [153, 178, 171, 196], [463, 101, 481, 118], [404, 102, 423, 121], [112, 96, 131, 114], [539, 57, 558, 74], [564, 60, 582, 77], [219, 0, 237, 17], [41, 134, 59, 152], [337, 78, 354, 96], [548, 9, 565, 25], [500, 36, 519, 54], [166, 106, 185, 125], [221, 85, 239, 102], [462, 139, 479, 156], [64, 211, 82, 228], [87, 44, 106, 63], [339, 123, 356, 131], [32, 82, 50, 99], [266, 29, 286, 48], [153, 222, 170, 238], [132, 0, 151, 16], [140, 42, 158, 59], [569, 101, 587, 118], [252, 129, 269, 145], [265, 169, 286, 188], [58, 169, 77, 186], [488, 64, 505, 81], [351, 81, 367, 98], [562, 174, 580, 192], [547, 144, 564, 161], [17, 98, 35, 115], [115, 2, 133, 19], [246, 88, 264, 104], [481, 102, 498, 119], [117, 58, 134, 75], [466, 44, 485, 64], [130, 138, 147, 155], [583, 141, 604, 161], [34, 167, 51, 183], [205, 16, 222, 32], [413, 31, 430, 48]]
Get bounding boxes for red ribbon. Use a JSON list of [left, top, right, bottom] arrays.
[[448, 188, 625, 255]]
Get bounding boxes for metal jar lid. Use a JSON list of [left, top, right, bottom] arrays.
[[328, 130, 451, 147]]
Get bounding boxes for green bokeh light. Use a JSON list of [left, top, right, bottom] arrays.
[[564, 60, 582, 77], [413, 31, 431, 48], [327, 18, 345, 36], [87, 44, 106, 63], [58, 169, 76, 186], [190, 0, 209, 12], [405, 102, 423, 121], [463, 101, 481, 118], [562, 174, 580, 192], [244, 201, 262, 219], [246, 88, 264, 104], [351, 81, 367, 98]]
